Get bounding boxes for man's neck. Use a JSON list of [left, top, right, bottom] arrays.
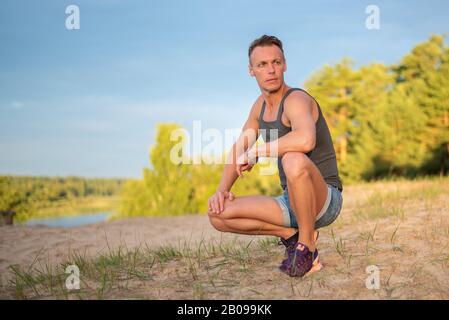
[[262, 84, 291, 111]]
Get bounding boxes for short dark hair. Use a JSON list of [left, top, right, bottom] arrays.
[[248, 35, 284, 61]]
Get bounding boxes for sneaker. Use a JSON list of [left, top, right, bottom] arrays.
[[279, 242, 322, 277], [278, 230, 320, 259], [278, 233, 299, 257]]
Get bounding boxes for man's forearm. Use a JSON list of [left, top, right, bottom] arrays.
[[217, 127, 259, 192], [253, 131, 315, 158], [217, 162, 239, 192], [217, 143, 243, 192]]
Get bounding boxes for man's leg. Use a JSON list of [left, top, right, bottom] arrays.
[[208, 195, 296, 240], [281, 152, 328, 252]]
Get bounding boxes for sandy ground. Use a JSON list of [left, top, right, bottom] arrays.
[[0, 214, 237, 277], [1, 179, 449, 299]]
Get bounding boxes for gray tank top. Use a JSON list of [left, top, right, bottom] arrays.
[[258, 88, 343, 192]]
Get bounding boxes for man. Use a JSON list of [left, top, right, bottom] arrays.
[[207, 35, 343, 277]]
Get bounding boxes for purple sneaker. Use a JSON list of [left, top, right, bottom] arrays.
[[278, 232, 299, 257], [279, 230, 320, 259], [279, 242, 322, 277]]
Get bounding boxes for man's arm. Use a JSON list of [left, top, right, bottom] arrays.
[[217, 99, 261, 192], [251, 91, 316, 158]]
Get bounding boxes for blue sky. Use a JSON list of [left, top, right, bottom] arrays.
[[1, 0, 448, 178]]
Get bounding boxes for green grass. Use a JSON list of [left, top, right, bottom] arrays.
[[4, 196, 120, 226], [33, 196, 119, 219], [153, 245, 183, 263], [3, 235, 280, 300], [356, 174, 449, 186], [257, 236, 280, 252], [352, 177, 448, 222]]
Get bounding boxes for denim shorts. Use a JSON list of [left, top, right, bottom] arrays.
[[274, 184, 343, 229]]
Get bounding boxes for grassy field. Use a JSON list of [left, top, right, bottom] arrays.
[[0, 175, 124, 223], [31, 196, 120, 218], [1, 176, 448, 299], [1, 196, 120, 226]]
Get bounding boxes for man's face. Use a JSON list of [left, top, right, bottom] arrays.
[[248, 45, 287, 93]]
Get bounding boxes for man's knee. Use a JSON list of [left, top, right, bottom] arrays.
[[208, 197, 237, 217], [208, 214, 228, 232], [207, 197, 237, 231], [281, 152, 311, 180]]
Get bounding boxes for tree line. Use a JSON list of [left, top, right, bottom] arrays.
[[0, 176, 125, 221], [305, 34, 449, 181]]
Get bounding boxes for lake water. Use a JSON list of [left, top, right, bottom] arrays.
[[26, 211, 112, 228]]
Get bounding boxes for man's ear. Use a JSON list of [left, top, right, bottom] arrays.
[[248, 64, 255, 77], [283, 60, 287, 72]]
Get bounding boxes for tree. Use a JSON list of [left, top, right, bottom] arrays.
[[305, 58, 359, 182], [391, 34, 449, 174], [118, 123, 198, 217]]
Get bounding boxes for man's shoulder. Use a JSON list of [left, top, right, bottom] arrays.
[[282, 89, 321, 126], [249, 95, 264, 117], [253, 94, 264, 107], [283, 89, 318, 113], [285, 89, 315, 106]]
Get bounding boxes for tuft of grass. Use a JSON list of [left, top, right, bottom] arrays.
[[192, 282, 205, 299], [331, 229, 347, 259], [217, 237, 254, 270], [330, 229, 355, 269], [390, 224, 400, 245], [153, 245, 182, 263], [361, 223, 377, 256], [257, 237, 279, 252], [8, 265, 39, 299]]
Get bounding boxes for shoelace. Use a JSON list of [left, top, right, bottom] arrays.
[[280, 243, 302, 268]]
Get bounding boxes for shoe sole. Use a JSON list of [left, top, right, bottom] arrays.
[[305, 256, 323, 276]]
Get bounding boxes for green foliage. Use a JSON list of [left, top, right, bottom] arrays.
[[117, 123, 199, 216], [306, 34, 449, 183], [0, 176, 124, 222], [115, 124, 281, 218]]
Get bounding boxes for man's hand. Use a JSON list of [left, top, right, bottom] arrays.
[[236, 148, 258, 178], [208, 189, 235, 214]]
